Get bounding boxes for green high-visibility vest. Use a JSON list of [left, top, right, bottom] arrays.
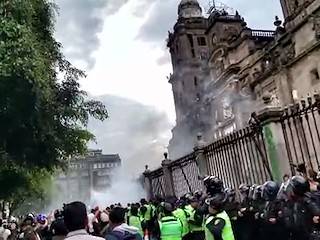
[[173, 208, 189, 237], [205, 211, 235, 240], [128, 215, 143, 236], [188, 206, 203, 232], [185, 205, 193, 214], [144, 204, 153, 221], [159, 216, 183, 240]]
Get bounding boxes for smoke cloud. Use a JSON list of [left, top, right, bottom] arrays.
[[90, 168, 145, 207], [55, 0, 129, 70], [88, 95, 173, 175]]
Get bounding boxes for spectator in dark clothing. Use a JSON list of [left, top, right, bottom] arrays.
[[50, 210, 68, 240], [63, 201, 104, 240], [105, 207, 142, 240]]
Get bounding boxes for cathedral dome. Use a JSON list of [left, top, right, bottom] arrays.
[[178, 0, 202, 19]]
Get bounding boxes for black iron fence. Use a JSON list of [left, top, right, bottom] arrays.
[[149, 168, 165, 198], [144, 123, 272, 197], [280, 94, 320, 175], [170, 152, 203, 198], [204, 126, 271, 189], [144, 94, 320, 198]]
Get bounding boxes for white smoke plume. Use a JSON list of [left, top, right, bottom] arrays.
[[88, 95, 173, 174], [90, 168, 145, 208]]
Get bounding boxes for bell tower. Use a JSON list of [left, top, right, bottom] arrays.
[[168, 0, 209, 124], [167, 0, 210, 158]]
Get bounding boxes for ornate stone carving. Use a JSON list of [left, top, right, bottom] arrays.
[[279, 41, 296, 65], [222, 26, 239, 42], [222, 99, 233, 120], [252, 68, 262, 80], [311, 14, 320, 40], [262, 92, 278, 107]]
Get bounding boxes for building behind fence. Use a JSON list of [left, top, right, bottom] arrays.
[[143, 94, 320, 199]]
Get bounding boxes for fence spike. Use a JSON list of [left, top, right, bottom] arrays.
[[301, 99, 307, 110], [307, 95, 313, 107]]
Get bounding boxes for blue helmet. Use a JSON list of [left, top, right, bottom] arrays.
[[36, 214, 47, 224]]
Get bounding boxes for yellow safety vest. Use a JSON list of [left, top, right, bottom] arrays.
[[173, 208, 189, 237], [188, 206, 203, 232], [159, 216, 182, 240], [128, 215, 143, 236], [205, 211, 235, 240]]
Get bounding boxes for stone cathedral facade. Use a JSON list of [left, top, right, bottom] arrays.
[[168, 0, 320, 159]]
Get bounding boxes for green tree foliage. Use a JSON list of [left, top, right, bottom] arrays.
[[0, 0, 108, 201]]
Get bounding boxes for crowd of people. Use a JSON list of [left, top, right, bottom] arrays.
[[1, 168, 320, 240]]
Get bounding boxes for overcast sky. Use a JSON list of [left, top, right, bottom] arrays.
[[55, 0, 283, 124]]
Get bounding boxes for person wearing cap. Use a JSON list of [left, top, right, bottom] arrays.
[[158, 202, 182, 240], [204, 193, 235, 240]]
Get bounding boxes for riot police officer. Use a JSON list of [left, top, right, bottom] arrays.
[[236, 184, 253, 240], [249, 185, 265, 240], [173, 199, 190, 240], [261, 181, 288, 240], [204, 176, 224, 197], [158, 202, 183, 240], [285, 176, 320, 240], [185, 196, 205, 240], [128, 205, 143, 237], [204, 193, 235, 240], [224, 188, 239, 222]]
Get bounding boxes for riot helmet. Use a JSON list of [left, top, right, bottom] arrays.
[[288, 175, 310, 197], [253, 185, 263, 200], [262, 181, 280, 201], [206, 192, 227, 212], [239, 184, 250, 197], [160, 202, 174, 215], [249, 184, 258, 200], [205, 176, 224, 196], [225, 188, 236, 202]]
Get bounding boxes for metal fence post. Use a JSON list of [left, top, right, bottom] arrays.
[[162, 153, 175, 198], [194, 133, 208, 178], [143, 165, 153, 200]]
